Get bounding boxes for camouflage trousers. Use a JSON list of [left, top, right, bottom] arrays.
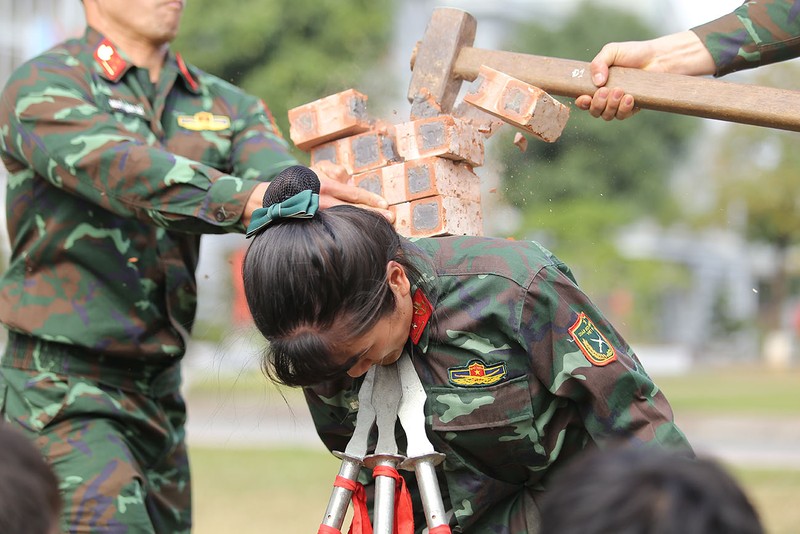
[[0, 332, 191, 534]]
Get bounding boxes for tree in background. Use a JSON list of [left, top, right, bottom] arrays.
[[696, 61, 800, 335], [173, 0, 395, 152], [495, 2, 697, 341]]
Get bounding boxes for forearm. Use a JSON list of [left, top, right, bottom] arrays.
[[692, 0, 800, 76], [641, 31, 717, 76]]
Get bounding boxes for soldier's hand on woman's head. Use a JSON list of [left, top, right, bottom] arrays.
[[311, 160, 394, 223]]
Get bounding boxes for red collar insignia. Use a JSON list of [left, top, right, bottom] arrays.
[[94, 39, 128, 82], [409, 290, 432, 345], [175, 53, 200, 93]]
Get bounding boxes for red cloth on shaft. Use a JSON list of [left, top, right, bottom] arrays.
[[372, 465, 414, 534]]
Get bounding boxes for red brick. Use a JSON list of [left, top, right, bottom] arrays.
[[391, 195, 483, 237], [409, 87, 443, 121], [310, 129, 401, 175], [353, 157, 480, 206], [394, 115, 484, 167], [288, 89, 372, 151], [463, 65, 570, 143]]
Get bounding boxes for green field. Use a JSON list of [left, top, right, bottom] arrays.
[[188, 365, 800, 533]]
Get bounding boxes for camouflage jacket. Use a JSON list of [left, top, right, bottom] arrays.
[[692, 0, 800, 76], [0, 27, 296, 359], [305, 236, 691, 533]]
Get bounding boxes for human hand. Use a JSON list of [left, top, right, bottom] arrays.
[[310, 160, 394, 223], [574, 40, 652, 121], [575, 32, 715, 121]]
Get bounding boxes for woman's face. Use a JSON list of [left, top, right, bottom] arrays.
[[338, 262, 413, 378]]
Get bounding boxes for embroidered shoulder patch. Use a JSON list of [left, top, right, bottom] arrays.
[[568, 312, 617, 366], [448, 359, 507, 387], [177, 111, 231, 131], [94, 39, 127, 81]]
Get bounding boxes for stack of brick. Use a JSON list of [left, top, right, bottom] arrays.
[[286, 70, 569, 239], [288, 88, 486, 237]]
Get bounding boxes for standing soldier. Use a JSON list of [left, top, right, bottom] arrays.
[[0, 0, 389, 532]]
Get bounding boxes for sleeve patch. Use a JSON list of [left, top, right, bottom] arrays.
[[568, 312, 617, 366]]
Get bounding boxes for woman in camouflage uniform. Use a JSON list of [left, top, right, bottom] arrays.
[[242, 166, 692, 534]]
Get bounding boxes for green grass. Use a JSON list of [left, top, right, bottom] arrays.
[[189, 446, 800, 534], [731, 466, 800, 534], [188, 365, 800, 533], [652, 365, 800, 415], [190, 446, 344, 533]]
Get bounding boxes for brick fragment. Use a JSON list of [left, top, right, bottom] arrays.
[[353, 157, 480, 206], [394, 115, 484, 167], [409, 87, 443, 121], [391, 195, 483, 237], [463, 65, 570, 143], [288, 89, 372, 151], [453, 100, 505, 138], [310, 128, 401, 174]]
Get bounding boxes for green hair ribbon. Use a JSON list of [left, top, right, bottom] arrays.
[[245, 189, 319, 238]]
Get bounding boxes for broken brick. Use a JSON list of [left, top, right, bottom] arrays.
[[463, 65, 570, 143], [288, 89, 372, 151], [394, 115, 484, 167], [310, 129, 401, 174], [353, 157, 480, 206], [391, 195, 483, 237]]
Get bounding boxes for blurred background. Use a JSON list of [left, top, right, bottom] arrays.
[[1, 1, 799, 532]]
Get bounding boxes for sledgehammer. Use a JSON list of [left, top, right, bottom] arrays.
[[409, 7, 800, 132]]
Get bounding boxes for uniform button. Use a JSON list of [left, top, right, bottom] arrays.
[[215, 208, 227, 222]]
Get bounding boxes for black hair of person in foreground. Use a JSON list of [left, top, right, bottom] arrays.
[[242, 164, 426, 386], [538, 445, 764, 534], [0, 422, 63, 534]]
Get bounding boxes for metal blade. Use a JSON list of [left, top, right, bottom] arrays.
[[396, 352, 450, 531], [343, 366, 378, 459]]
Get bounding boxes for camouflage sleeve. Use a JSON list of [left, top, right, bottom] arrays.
[[302, 382, 358, 454], [692, 0, 800, 76], [228, 95, 297, 182], [0, 56, 262, 234], [523, 262, 691, 451]]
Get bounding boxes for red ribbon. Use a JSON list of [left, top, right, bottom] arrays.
[[317, 476, 371, 534], [330, 467, 446, 534], [372, 465, 414, 534]]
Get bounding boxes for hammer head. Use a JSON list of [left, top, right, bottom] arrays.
[[408, 8, 477, 114]]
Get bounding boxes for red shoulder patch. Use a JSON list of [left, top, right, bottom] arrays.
[[94, 39, 127, 81], [409, 290, 432, 345]]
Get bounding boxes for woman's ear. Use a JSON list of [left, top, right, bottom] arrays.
[[386, 260, 411, 297]]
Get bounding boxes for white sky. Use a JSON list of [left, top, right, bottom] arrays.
[[672, 0, 746, 28]]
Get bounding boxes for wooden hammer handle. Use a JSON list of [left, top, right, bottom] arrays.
[[456, 47, 800, 132]]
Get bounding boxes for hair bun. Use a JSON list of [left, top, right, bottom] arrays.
[[263, 165, 321, 208]]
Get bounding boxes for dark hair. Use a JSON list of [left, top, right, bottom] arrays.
[[243, 166, 426, 387], [0, 423, 62, 534], [539, 446, 764, 534]]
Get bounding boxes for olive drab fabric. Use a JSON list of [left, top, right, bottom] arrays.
[[0, 26, 296, 532], [305, 236, 692, 534], [0, 27, 296, 358], [692, 0, 800, 77]]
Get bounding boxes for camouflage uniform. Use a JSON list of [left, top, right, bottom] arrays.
[[0, 27, 296, 533], [692, 0, 800, 76], [306, 236, 691, 534]]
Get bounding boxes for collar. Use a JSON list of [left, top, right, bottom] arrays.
[[85, 27, 201, 94], [409, 289, 432, 345], [404, 238, 439, 352], [86, 27, 132, 82]]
